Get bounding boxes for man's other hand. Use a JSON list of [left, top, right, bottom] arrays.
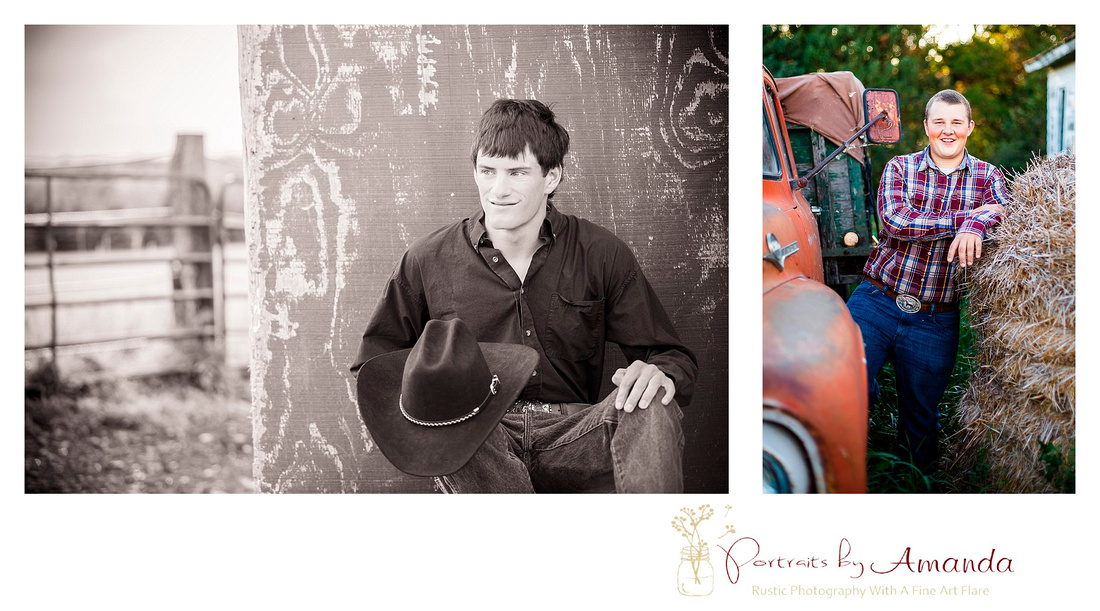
[[612, 361, 675, 412], [972, 203, 1005, 216], [947, 232, 983, 268]]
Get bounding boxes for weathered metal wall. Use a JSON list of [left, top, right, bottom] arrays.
[[238, 25, 728, 493]]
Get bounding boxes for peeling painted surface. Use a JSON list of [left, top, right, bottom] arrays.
[[239, 25, 729, 493], [416, 30, 442, 115]]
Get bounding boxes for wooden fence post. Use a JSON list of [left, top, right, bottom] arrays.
[[44, 176, 58, 371], [165, 134, 213, 348]]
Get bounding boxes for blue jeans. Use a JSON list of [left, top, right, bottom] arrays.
[[846, 280, 960, 471], [438, 390, 685, 493]]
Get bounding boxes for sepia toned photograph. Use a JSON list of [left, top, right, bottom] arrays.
[[25, 24, 729, 494], [25, 25, 251, 493]]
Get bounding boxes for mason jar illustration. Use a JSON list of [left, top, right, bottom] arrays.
[[678, 545, 714, 596]]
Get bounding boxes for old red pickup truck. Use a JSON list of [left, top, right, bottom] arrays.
[[762, 66, 900, 493]]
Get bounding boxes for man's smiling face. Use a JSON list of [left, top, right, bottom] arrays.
[[924, 100, 974, 169], [474, 146, 560, 236]]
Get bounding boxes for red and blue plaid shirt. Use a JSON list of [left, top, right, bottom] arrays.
[[863, 148, 1009, 304]]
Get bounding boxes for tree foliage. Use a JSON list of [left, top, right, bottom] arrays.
[[763, 24, 1075, 180]]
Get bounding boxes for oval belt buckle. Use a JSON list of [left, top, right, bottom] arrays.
[[895, 294, 922, 314]]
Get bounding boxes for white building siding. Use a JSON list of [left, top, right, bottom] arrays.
[[1046, 62, 1075, 155]]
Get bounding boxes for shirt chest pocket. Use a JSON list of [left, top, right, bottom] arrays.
[[545, 294, 604, 361]]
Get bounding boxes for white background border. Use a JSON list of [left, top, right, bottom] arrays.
[[10, 2, 1093, 608]]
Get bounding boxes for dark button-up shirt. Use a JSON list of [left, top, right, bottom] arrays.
[[350, 204, 698, 407], [864, 148, 1009, 303]]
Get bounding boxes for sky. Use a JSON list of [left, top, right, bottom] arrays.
[[924, 24, 977, 46], [25, 25, 242, 163]]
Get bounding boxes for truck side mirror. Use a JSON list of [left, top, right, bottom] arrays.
[[863, 89, 901, 144]]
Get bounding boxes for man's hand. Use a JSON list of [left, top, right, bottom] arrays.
[[612, 360, 675, 412], [947, 232, 983, 268]]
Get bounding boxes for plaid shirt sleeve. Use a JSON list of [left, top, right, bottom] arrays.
[[956, 164, 1008, 237], [877, 155, 992, 241]]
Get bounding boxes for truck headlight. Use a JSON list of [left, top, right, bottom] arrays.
[[763, 452, 791, 493], [763, 408, 827, 493]]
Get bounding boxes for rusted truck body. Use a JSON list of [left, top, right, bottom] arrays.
[[762, 66, 898, 493]]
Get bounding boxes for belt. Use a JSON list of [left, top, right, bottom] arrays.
[[506, 399, 567, 415], [865, 276, 958, 314]]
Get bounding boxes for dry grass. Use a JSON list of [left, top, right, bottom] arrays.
[[946, 153, 1075, 492], [25, 368, 254, 493]]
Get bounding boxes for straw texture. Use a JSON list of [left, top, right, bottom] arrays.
[[947, 154, 1075, 492]]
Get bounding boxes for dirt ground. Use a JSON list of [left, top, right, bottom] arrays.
[[25, 369, 254, 493]]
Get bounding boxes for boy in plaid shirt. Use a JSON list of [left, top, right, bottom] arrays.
[[846, 90, 1008, 473]]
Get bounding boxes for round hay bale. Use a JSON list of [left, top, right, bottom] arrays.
[[946, 153, 1075, 493]]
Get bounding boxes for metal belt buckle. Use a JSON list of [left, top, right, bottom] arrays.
[[508, 400, 553, 414], [895, 294, 922, 314]]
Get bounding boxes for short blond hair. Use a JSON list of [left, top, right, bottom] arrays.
[[925, 90, 972, 122]]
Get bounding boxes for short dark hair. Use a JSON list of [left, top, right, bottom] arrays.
[[470, 99, 570, 177], [924, 90, 972, 122]]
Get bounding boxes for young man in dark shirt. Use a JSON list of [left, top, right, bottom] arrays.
[[351, 99, 697, 493]]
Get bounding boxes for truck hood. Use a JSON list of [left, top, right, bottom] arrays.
[[763, 201, 816, 294]]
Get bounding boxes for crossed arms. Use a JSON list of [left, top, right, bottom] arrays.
[[877, 155, 1009, 267]]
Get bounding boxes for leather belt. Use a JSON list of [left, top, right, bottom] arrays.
[[506, 399, 567, 415], [865, 276, 958, 314]]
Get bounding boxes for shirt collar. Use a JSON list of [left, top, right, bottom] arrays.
[[468, 203, 562, 248], [918, 147, 972, 175]]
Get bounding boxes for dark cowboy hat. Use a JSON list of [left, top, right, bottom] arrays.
[[356, 318, 538, 477]]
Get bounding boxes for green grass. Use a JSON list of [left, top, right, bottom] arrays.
[[866, 299, 1078, 494], [1038, 442, 1076, 493]]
